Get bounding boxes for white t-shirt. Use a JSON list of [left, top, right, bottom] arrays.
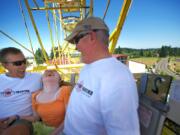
[[0, 72, 42, 118], [64, 57, 140, 135]]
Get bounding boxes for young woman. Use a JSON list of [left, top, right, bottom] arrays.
[[32, 70, 72, 128]]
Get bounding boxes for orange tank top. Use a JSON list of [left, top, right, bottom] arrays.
[[32, 86, 71, 127]]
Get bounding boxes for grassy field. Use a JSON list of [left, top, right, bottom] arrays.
[[169, 57, 180, 74], [130, 57, 159, 68], [33, 122, 54, 135]]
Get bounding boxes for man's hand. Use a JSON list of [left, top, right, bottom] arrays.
[[0, 117, 9, 123], [0, 116, 17, 129], [6, 116, 17, 126], [0, 117, 9, 129]]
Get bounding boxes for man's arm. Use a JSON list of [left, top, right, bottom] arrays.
[[0, 117, 9, 122], [0, 117, 9, 129], [19, 110, 40, 122], [50, 122, 64, 135]]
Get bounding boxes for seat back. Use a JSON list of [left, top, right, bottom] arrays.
[[70, 73, 79, 86], [139, 95, 169, 135], [138, 74, 172, 135], [167, 80, 180, 125], [138, 74, 172, 103]]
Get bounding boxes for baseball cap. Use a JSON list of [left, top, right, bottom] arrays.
[[65, 16, 109, 44]]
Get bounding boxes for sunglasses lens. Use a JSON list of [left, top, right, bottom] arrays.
[[74, 36, 81, 44], [12, 60, 26, 66], [74, 38, 79, 44], [74, 33, 88, 44]]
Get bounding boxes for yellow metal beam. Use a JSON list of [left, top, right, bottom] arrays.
[[109, 0, 132, 53], [103, 0, 110, 20], [0, 30, 33, 54], [31, 6, 90, 11], [18, 0, 37, 64], [24, 0, 49, 63], [45, 3, 56, 59], [89, 0, 93, 16]]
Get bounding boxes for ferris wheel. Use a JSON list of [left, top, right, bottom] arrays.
[[0, 0, 132, 75]]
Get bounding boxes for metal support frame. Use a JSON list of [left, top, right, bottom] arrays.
[[24, 0, 49, 63], [109, 0, 132, 53]]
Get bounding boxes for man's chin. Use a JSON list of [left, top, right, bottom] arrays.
[[18, 71, 26, 78]]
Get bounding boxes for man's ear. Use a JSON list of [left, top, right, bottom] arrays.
[[90, 31, 97, 44]]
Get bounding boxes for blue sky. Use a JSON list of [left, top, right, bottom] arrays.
[[0, 0, 180, 57]]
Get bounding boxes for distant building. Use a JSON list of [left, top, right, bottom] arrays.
[[113, 54, 146, 73], [128, 60, 146, 73]]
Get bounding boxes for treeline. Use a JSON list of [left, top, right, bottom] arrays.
[[33, 47, 78, 64], [32, 45, 180, 64], [114, 46, 180, 58]]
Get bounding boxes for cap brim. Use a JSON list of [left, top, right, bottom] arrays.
[[65, 31, 79, 44]]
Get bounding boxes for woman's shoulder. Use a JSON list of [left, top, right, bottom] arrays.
[[60, 85, 72, 94], [32, 90, 41, 99]]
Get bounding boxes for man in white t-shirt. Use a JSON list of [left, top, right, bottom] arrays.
[[0, 47, 42, 135], [57, 17, 140, 135]]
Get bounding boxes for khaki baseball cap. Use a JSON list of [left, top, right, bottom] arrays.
[[65, 16, 109, 44]]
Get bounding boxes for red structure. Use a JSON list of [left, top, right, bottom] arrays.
[[112, 54, 128, 64]]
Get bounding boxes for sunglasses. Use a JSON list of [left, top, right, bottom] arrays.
[[5, 59, 27, 66], [74, 33, 89, 44]]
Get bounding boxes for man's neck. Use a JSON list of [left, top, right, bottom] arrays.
[[91, 48, 111, 63], [6, 72, 25, 78]]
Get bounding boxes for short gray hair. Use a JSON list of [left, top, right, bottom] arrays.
[[96, 30, 109, 46]]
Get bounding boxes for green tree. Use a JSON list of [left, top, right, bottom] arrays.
[[35, 48, 48, 64], [159, 46, 168, 57], [114, 46, 179, 57], [139, 49, 144, 56], [114, 46, 122, 54], [50, 47, 62, 59]]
